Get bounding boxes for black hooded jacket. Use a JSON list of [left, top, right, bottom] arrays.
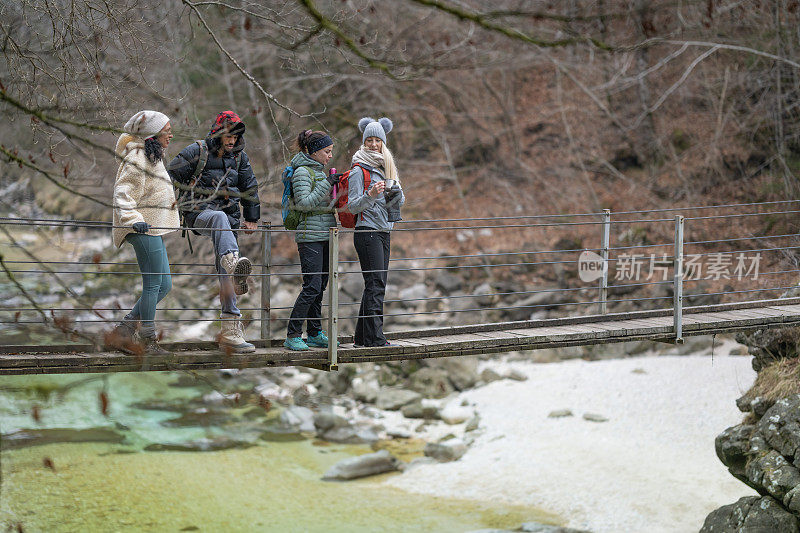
[[167, 112, 260, 229]]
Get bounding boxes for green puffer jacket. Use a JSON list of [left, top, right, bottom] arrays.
[[290, 151, 336, 243]]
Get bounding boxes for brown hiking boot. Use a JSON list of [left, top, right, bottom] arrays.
[[103, 321, 138, 353], [141, 336, 170, 355]]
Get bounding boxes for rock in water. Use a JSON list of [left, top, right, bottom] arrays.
[[144, 437, 254, 452], [424, 438, 467, 462], [582, 413, 608, 423], [700, 496, 799, 533], [1, 427, 126, 450], [279, 405, 315, 432], [313, 410, 348, 432], [321, 424, 380, 444], [520, 523, 592, 533], [322, 450, 401, 481]]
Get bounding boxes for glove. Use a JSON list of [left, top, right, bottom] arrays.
[[132, 222, 150, 234], [326, 173, 343, 186]]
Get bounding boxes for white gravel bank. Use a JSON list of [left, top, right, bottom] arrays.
[[387, 354, 758, 532]]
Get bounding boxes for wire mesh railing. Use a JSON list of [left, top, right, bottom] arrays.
[[2, 200, 799, 367]]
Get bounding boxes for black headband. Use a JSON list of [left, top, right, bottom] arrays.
[[307, 134, 333, 154]]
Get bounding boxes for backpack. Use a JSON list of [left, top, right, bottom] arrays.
[[281, 164, 317, 230], [281, 165, 302, 230], [333, 164, 371, 229]]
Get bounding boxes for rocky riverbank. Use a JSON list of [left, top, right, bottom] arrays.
[[701, 326, 800, 532]]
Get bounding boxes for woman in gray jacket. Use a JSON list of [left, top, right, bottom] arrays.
[[284, 130, 338, 351], [347, 117, 405, 347]]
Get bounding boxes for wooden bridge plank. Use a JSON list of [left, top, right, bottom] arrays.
[[693, 311, 778, 328], [472, 331, 526, 345], [10, 300, 800, 374], [768, 304, 800, 314]]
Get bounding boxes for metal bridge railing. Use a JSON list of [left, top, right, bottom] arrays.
[[2, 200, 799, 368]]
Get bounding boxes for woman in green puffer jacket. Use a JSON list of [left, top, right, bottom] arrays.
[[284, 130, 338, 351]]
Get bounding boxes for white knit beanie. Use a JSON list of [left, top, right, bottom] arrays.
[[358, 117, 393, 144], [124, 110, 170, 138]]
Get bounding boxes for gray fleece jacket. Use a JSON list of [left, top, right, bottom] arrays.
[[346, 164, 405, 231]]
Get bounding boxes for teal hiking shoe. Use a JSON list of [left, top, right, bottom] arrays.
[[305, 331, 330, 348], [284, 337, 309, 351]]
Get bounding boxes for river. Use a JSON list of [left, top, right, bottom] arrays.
[[0, 371, 560, 532]]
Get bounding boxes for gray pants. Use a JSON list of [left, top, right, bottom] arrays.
[[192, 210, 240, 317]]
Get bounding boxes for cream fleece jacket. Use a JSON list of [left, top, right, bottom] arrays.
[[112, 134, 180, 247]]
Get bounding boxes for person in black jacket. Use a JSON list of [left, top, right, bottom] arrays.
[[167, 111, 260, 354]]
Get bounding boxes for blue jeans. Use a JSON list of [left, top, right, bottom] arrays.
[[191, 210, 240, 316], [125, 234, 171, 338]]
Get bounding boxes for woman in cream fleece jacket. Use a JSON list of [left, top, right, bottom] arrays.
[[107, 110, 180, 355]]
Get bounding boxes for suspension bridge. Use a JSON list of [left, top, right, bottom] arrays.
[[2, 200, 800, 374]]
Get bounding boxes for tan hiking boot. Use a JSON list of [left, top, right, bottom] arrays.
[[220, 251, 251, 295], [219, 313, 255, 354]]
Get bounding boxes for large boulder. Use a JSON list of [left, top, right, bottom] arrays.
[[426, 357, 480, 391], [408, 367, 454, 398], [745, 450, 800, 509], [321, 450, 401, 480], [756, 395, 800, 467], [736, 328, 800, 372], [313, 409, 349, 432], [440, 401, 474, 425], [376, 388, 422, 410], [700, 496, 799, 533], [401, 399, 441, 419], [715, 424, 755, 483], [351, 377, 379, 404]]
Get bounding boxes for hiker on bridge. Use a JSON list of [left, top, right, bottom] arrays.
[[107, 110, 180, 355], [283, 130, 338, 351], [167, 111, 260, 354], [347, 117, 405, 347]]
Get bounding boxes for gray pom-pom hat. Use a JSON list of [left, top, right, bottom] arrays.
[[358, 116, 393, 144]]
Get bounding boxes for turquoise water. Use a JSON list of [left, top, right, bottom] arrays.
[[0, 372, 561, 532]]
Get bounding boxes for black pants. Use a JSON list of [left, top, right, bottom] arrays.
[[354, 230, 390, 346], [287, 241, 329, 338]]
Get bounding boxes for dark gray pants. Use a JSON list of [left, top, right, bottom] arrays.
[[287, 240, 329, 338]]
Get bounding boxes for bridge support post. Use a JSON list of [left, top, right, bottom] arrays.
[[327, 227, 339, 371], [673, 215, 684, 344], [599, 209, 610, 314], [260, 222, 272, 343]]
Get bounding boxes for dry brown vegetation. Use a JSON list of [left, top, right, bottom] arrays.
[[746, 356, 800, 403]]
